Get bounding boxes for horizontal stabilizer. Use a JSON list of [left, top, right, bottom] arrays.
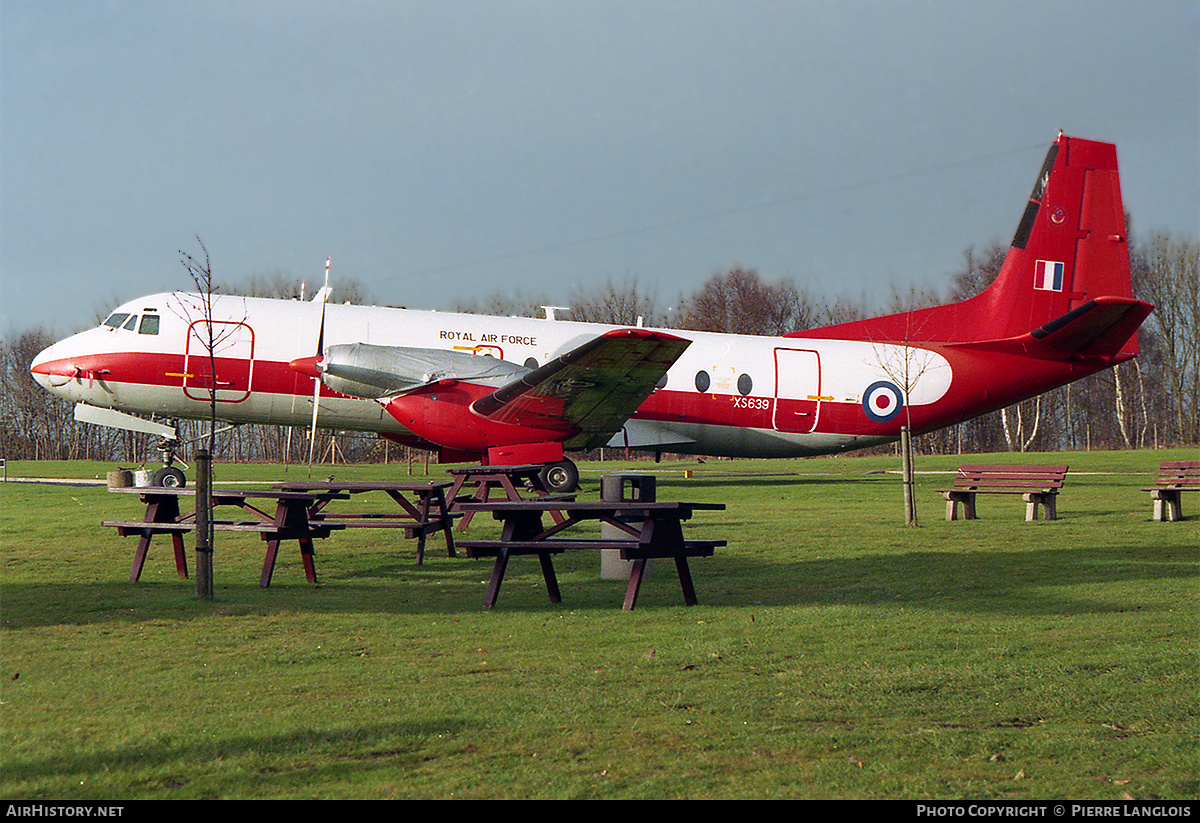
[[473, 329, 691, 449], [948, 296, 1153, 361]]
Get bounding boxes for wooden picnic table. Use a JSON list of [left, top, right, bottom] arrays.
[[275, 480, 458, 563], [446, 464, 572, 529], [455, 499, 725, 611], [102, 486, 349, 587]]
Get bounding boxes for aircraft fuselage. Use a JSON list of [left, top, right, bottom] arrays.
[[30, 289, 1112, 460]]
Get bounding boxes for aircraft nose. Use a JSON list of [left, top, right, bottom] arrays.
[[288, 355, 324, 379], [29, 340, 73, 388]]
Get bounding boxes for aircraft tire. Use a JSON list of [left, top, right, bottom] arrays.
[[539, 460, 579, 494], [152, 467, 187, 488]]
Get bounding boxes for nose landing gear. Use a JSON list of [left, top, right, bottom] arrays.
[[150, 431, 188, 487]]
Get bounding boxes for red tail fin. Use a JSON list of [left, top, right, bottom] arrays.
[[790, 134, 1148, 355], [971, 134, 1135, 342]]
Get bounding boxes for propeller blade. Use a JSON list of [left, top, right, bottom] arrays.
[[307, 258, 330, 476]]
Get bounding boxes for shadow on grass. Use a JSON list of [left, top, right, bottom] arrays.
[[2, 718, 470, 795], [3, 540, 1193, 628]]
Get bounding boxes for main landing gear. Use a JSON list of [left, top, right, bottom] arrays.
[[537, 459, 579, 494]]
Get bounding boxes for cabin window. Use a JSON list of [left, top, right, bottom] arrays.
[[138, 314, 160, 335], [738, 374, 753, 396], [695, 370, 710, 393], [104, 313, 130, 329]]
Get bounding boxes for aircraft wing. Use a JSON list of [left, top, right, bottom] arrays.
[[471, 328, 691, 450]]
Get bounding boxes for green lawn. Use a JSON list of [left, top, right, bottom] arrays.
[[1, 449, 1196, 799]]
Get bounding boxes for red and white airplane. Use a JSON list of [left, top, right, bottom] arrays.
[[31, 134, 1153, 490]]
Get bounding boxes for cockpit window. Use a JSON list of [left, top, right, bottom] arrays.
[[138, 314, 160, 335], [104, 312, 131, 329], [122, 314, 139, 330]]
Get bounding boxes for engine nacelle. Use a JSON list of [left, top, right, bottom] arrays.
[[383, 381, 577, 453], [290, 342, 529, 399]]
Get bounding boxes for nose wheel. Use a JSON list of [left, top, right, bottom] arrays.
[[152, 466, 187, 487], [151, 430, 187, 487]]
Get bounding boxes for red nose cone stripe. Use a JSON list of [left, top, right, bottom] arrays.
[[288, 356, 323, 379]]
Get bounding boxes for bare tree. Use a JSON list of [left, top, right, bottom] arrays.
[[178, 238, 220, 600], [675, 267, 815, 335], [568, 274, 665, 326], [866, 290, 947, 525], [1137, 233, 1199, 443]]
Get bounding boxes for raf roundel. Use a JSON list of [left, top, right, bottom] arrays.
[[862, 380, 904, 422]]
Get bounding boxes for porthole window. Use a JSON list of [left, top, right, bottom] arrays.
[[656, 374, 668, 390], [524, 357, 539, 369], [695, 370, 710, 393], [737, 373, 753, 396]]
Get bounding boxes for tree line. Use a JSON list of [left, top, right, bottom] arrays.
[[2, 229, 1195, 466]]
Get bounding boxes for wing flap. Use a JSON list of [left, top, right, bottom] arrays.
[[471, 328, 691, 449]]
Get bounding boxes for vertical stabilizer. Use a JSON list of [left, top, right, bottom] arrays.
[[973, 134, 1135, 343], [789, 134, 1141, 352]]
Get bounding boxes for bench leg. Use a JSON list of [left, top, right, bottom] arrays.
[[129, 532, 152, 583], [623, 558, 649, 611], [172, 533, 189, 579], [260, 540, 279, 588], [1024, 492, 1057, 521], [1152, 490, 1183, 522], [538, 553, 562, 605], [482, 550, 509, 609], [945, 492, 976, 521], [298, 538, 318, 584], [675, 556, 699, 607], [414, 528, 428, 566], [1025, 495, 1040, 521]]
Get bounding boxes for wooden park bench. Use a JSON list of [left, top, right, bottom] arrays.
[[936, 464, 1068, 521], [1142, 460, 1200, 522]]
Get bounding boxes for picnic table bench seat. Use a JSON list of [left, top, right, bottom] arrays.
[[1141, 460, 1200, 522], [936, 465, 1068, 521]]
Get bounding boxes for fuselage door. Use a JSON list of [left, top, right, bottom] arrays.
[[184, 320, 254, 403], [773, 348, 821, 433]]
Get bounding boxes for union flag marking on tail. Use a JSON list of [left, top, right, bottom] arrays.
[[1034, 260, 1065, 291]]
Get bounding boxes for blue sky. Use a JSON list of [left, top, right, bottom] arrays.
[[3, 0, 1197, 336]]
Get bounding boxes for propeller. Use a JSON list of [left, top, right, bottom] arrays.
[[306, 257, 331, 476]]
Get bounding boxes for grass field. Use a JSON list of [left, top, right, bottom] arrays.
[[1, 449, 1196, 800]]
